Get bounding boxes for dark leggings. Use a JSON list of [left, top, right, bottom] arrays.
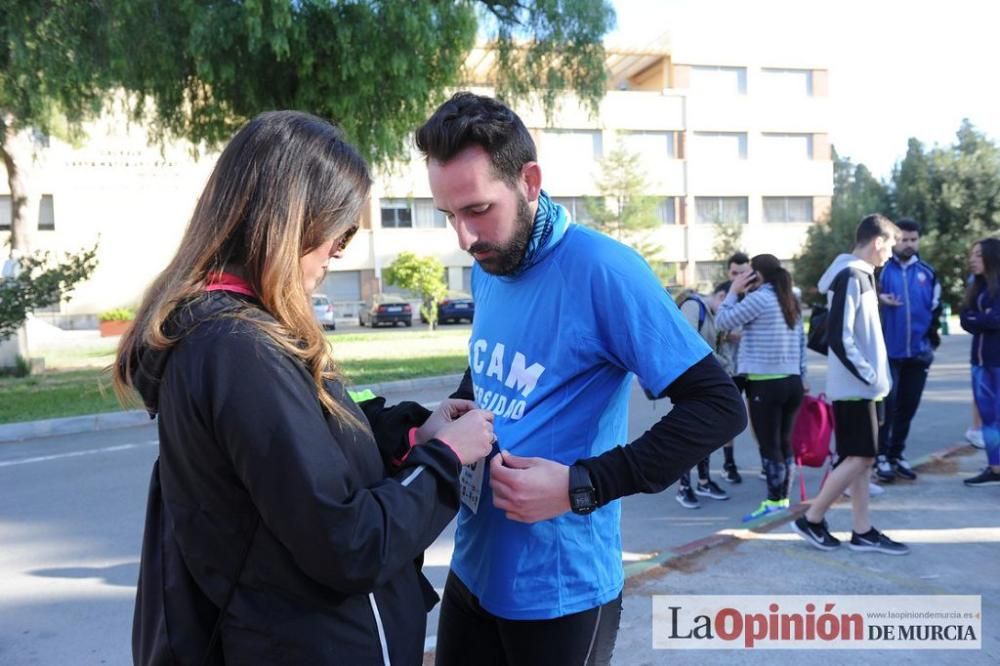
[[435, 571, 623, 666], [746, 376, 804, 501]]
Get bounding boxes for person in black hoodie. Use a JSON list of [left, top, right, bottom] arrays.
[[113, 111, 496, 665]]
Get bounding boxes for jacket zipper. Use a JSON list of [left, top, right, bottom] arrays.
[[902, 264, 912, 356], [368, 593, 391, 666]]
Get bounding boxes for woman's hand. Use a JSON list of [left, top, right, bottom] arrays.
[[730, 270, 758, 296], [415, 398, 477, 444], [435, 409, 496, 465]]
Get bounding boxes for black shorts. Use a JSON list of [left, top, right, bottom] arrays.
[[832, 400, 884, 461]]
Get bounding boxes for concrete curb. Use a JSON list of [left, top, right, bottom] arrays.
[[0, 373, 465, 444], [621, 441, 975, 584]]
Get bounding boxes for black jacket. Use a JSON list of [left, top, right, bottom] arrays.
[[131, 292, 461, 665]]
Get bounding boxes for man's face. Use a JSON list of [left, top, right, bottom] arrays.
[[728, 261, 750, 281], [894, 231, 920, 260], [873, 235, 896, 267], [428, 145, 537, 276]]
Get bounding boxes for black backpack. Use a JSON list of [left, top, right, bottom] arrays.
[[807, 303, 829, 355]]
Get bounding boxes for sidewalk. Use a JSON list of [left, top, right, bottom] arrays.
[[613, 446, 1000, 664]]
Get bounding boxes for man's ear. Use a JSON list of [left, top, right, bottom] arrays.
[[520, 162, 542, 202]]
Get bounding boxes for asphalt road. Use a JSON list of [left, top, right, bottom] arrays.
[[0, 334, 993, 664]]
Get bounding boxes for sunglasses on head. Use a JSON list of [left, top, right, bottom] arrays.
[[335, 225, 359, 253]]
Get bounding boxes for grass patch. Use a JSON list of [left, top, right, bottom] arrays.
[[0, 352, 469, 425], [0, 369, 121, 424]]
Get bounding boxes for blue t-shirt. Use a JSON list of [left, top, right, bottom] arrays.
[[452, 224, 711, 619]]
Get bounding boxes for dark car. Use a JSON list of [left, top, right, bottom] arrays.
[[421, 291, 474, 324], [359, 294, 413, 327]]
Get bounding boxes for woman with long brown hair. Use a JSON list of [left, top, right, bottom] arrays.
[[715, 253, 807, 521], [115, 111, 494, 664], [960, 237, 1000, 486]]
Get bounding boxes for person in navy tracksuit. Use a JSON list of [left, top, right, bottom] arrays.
[[876, 219, 941, 482]]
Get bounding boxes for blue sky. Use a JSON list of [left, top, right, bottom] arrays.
[[610, 0, 1000, 179]]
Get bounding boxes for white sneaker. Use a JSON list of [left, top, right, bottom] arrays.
[[844, 481, 885, 498], [966, 428, 986, 449]]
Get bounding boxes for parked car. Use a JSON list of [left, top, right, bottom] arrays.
[[359, 294, 413, 327], [312, 294, 335, 330], [436, 291, 475, 324]]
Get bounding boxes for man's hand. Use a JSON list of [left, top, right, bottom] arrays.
[[490, 451, 571, 523], [879, 293, 903, 307]]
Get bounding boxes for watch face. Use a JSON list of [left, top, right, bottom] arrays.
[[571, 488, 596, 514]]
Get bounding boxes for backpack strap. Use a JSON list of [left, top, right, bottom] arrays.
[[681, 296, 708, 333]]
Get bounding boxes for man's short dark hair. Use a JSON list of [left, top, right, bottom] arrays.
[[727, 252, 750, 267], [896, 218, 921, 234], [415, 92, 536, 185], [855, 213, 899, 247]]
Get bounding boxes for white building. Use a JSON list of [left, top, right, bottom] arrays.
[[1, 36, 831, 325]]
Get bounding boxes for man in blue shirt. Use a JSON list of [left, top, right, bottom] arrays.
[[876, 219, 941, 482], [416, 93, 746, 666]]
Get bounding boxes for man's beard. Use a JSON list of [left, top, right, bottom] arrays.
[[896, 246, 916, 260], [469, 194, 534, 276]]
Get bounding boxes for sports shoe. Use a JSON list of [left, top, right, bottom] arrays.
[[675, 486, 700, 509], [694, 479, 730, 500], [722, 461, 743, 484], [843, 481, 885, 498], [966, 428, 985, 449], [874, 456, 895, 483], [848, 528, 910, 555], [791, 516, 841, 551], [891, 457, 917, 481], [963, 467, 1000, 487], [742, 498, 789, 522]]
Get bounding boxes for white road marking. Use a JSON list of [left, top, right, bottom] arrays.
[[0, 440, 159, 468]]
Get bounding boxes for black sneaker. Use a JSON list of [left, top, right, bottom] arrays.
[[848, 528, 910, 555], [891, 457, 917, 481], [791, 516, 841, 551], [722, 461, 743, 484], [675, 486, 700, 509], [874, 455, 895, 483], [694, 479, 730, 500], [963, 467, 1000, 487]]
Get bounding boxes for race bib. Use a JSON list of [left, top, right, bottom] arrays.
[[459, 459, 486, 513]]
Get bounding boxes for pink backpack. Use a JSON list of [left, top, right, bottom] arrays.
[[791, 393, 835, 500]]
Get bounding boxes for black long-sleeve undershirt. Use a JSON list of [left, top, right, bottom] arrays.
[[451, 354, 747, 507]]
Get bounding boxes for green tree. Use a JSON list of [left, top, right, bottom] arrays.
[[0, 246, 98, 340], [892, 120, 1000, 307], [383, 252, 448, 330], [711, 221, 744, 284], [110, 0, 615, 166], [584, 144, 667, 279], [794, 148, 891, 303], [1, 1, 111, 252]]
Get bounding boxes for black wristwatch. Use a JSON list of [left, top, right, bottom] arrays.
[[569, 464, 597, 515]]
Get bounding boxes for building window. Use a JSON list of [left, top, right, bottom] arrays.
[[540, 130, 603, 162], [551, 197, 596, 224], [760, 68, 813, 97], [657, 197, 677, 225], [0, 194, 55, 230], [695, 197, 748, 224], [761, 133, 813, 161], [618, 131, 677, 160], [692, 132, 747, 160], [38, 195, 55, 230], [690, 65, 747, 95], [380, 198, 446, 229], [763, 197, 814, 223], [695, 261, 725, 285]]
